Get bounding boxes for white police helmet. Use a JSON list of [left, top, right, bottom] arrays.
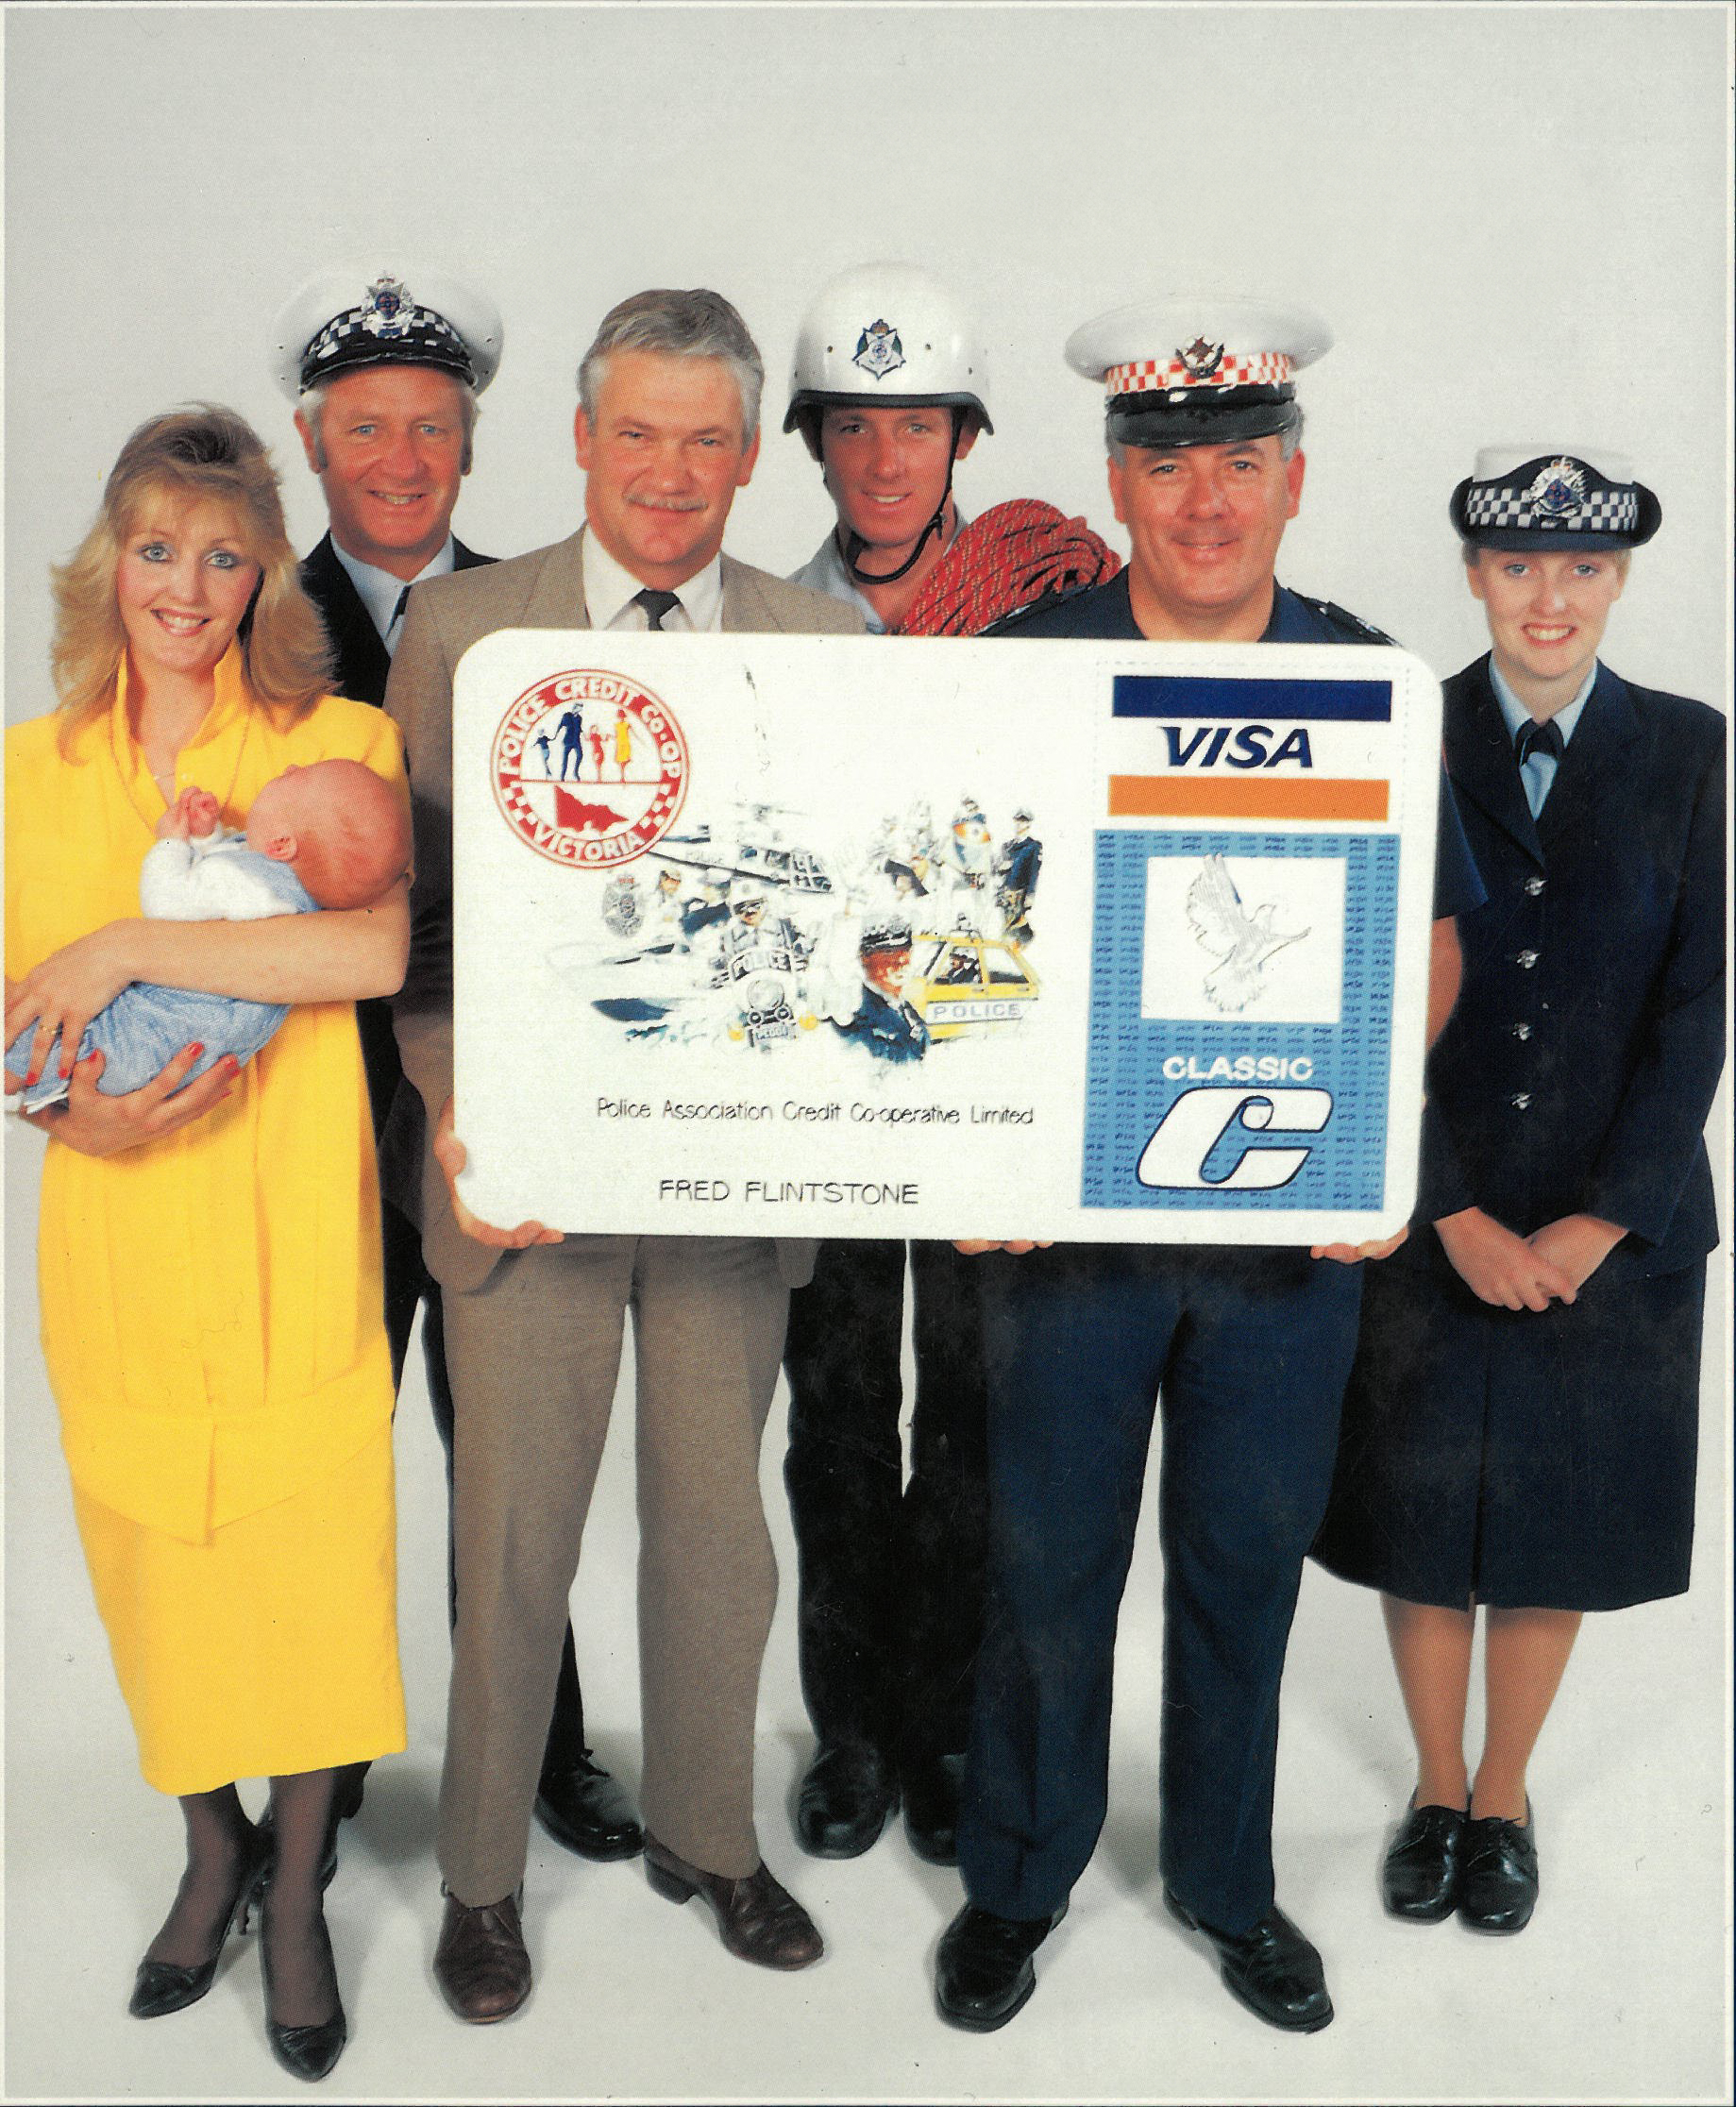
[[784, 262, 992, 448]]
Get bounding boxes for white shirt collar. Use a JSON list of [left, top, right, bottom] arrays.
[[788, 511, 974, 638], [1488, 657, 1597, 749], [330, 533, 458, 648], [581, 529, 724, 632]]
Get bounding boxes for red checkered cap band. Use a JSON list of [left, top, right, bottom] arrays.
[[1105, 351, 1293, 396]]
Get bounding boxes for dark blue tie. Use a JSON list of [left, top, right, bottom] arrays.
[[1514, 716, 1564, 767]]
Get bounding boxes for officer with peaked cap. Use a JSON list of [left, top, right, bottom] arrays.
[[934, 295, 1485, 2038], [271, 265, 641, 1872], [776, 264, 1120, 1872], [1315, 447, 1722, 1938]]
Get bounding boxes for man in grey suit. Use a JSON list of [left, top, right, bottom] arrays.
[[387, 289, 864, 2022]]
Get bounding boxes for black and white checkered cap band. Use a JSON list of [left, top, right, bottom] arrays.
[[300, 305, 474, 388], [1462, 482, 1640, 534]]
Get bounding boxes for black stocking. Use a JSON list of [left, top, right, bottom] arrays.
[[143, 1784, 255, 1967], [261, 1769, 340, 2029]]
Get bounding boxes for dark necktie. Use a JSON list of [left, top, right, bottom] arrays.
[[1513, 716, 1564, 767], [633, 587, 682, 631]]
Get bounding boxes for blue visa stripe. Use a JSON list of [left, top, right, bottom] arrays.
[[1112, 676, 1392, 721]]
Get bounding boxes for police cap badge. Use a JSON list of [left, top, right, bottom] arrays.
[[1065, 295, 1330, 449], [1450, 447, 1660, 551], [270, 265, 503, 399]]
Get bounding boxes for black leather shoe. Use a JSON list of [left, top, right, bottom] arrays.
[[1458, 1805, 1538, 1933], [433, 1887, 532, 2023], [902, 1753, 964, 1866], [934, 1901, 1067, 2032], [129, 1820, 271, 2018], [1164, 1889, 1334, 2032], [793, 1742, 898, 1859], [261, 1906, 347, 2082], [533, 1752, 643, 1863], [1382, 1801, 1468, 1921]]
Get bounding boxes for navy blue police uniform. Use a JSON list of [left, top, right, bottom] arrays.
[[941, 301, 1483, 2022], [962, 572, 1481, 1941], [1314, 649, 1725, 1610]]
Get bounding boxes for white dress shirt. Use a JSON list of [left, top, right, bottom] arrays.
[[581, 531, 724, 633]]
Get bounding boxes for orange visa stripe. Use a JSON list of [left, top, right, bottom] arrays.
[[1108, 775, 1390, 821]]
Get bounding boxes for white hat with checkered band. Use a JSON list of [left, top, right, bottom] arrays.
[[1064, 295, 1330, 448]]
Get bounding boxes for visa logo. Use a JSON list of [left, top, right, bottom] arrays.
[[1160, 723, 1315, 769]]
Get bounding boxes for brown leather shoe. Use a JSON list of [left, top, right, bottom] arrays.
[[432, 1887, 532, 2023], [642, 1833, 823, 1969]]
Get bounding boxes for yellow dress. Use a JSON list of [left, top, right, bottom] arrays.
[[6, 646, 409, 1793]]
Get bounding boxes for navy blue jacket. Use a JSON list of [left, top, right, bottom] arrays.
[[1416, 656, 1726, 1274], [299, 531, 494, 711], [298, 532, 495, 1135]]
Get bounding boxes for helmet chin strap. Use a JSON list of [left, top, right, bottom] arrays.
[[835, 412, 963, 587]]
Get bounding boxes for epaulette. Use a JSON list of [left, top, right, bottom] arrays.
[[982, 588, 1075, 638], [1296, 594, 1400, 648]]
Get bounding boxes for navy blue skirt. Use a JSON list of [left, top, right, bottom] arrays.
[[1311, 1238, 1704, 1611]]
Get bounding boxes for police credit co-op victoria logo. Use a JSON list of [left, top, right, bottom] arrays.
[[492, 669, 689, 868]]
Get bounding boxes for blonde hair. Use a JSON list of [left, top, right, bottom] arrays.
[[51, 404, 332, 756]]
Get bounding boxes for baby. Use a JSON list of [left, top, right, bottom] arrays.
[[8, 758, 410, 1110]]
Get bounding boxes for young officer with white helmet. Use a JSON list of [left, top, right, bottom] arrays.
[[935, 295, 1483, 2039], [778, 264, 1120, 1868]]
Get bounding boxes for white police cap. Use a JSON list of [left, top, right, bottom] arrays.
[[1065, 295, 1330, 448], [270, 265, 503, 399], [1450, 447, 1660, 550]]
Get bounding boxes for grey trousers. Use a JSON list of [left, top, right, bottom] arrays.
[[437, 1234, 788, 1904]]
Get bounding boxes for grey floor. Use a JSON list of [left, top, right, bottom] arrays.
[[4, 1134, 1729, 2106]]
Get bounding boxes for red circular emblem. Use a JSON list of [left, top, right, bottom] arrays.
[[491, 669, 689, 868]]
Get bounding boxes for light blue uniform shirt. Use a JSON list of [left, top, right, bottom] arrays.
[[1489, 659, 1596, 817], [331, 533, 458, 653]]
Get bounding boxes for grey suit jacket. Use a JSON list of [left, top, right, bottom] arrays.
[[385, 527, 865, 1291]]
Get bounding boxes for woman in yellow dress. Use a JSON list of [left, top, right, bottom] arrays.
[[5, 407, 410, 2082]]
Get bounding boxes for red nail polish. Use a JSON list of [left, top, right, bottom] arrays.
[[187, 1042, 206, 1060]]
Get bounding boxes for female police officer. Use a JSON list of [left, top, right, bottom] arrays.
[[1313, 448, 1725, 1933]]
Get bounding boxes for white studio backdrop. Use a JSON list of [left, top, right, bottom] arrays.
[[4, 6, 1731, 2103]]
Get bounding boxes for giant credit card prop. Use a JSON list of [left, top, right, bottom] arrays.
[[452, 633, 1441, 1244]]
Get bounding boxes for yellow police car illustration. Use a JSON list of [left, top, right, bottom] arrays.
[[904, 931, 1040, 1037]]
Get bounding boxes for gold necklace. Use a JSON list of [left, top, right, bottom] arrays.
[[127, 686, 256, 831]]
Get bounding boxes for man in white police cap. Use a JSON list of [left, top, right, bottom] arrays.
[[934, 295, 1483, 2037], [775, 264, 1121, 1870], [272, 268, 639, 1872]]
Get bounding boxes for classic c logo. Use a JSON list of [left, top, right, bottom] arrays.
[[1136, 1087, 1334, 1190]]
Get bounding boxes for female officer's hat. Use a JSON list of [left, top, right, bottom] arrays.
[[1449, 447, 1660, 552], [1066, 295, 1329, 449], [270, 266, 503, 399]]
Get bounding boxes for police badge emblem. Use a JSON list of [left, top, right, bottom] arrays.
[[1178, 337, 1226, 380], [492, 670, 689, 868], [851, 317, 906, 380], [361, 274, 411, 339], [1527, 458, 1587, 518]]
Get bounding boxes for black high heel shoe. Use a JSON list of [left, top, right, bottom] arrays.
[[260, 1902, 348, 2082], [129, 1819, 271, 2019]]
